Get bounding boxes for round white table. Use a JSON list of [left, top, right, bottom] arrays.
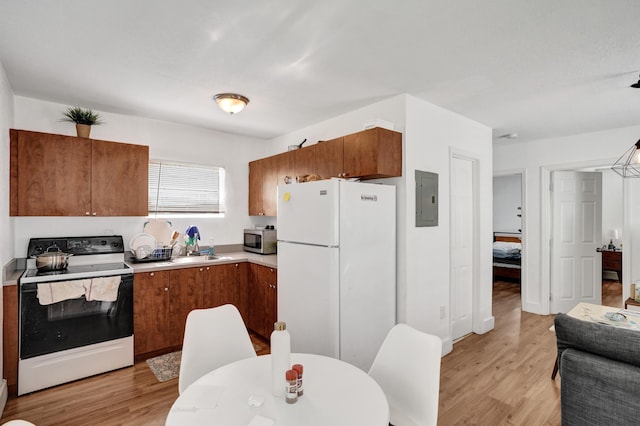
[[165, 353, 389, 425]]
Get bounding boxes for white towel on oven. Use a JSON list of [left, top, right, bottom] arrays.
[[37, 279, 91, 305], [84, 276, 121, 302]]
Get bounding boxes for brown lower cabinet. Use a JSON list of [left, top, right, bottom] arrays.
[[248, 264, 278, 339], [3, 285, 19, 395], [133, 262, 275, 360], [1, 262, 277, 393]]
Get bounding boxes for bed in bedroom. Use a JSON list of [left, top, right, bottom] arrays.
[[493, 232, 521, 282]]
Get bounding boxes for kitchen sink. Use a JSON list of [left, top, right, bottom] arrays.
[[169, 255, 234, 264], [171, 256, 214, 264]]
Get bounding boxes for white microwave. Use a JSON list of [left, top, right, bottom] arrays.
[[243, 229, 277, 254]]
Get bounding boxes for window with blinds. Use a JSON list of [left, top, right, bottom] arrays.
[[148, 160, 225, 214]]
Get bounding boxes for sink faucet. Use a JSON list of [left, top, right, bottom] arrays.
[[186, 233, 200, 256]]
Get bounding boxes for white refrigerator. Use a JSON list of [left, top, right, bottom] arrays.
[[277, 179, 396, 371]]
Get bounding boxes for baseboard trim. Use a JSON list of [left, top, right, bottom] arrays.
[[441, 337, 453, 356], [0, 379, 8, 417]]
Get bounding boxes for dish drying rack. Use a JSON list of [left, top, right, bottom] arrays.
[[135, 247, 173, 262]]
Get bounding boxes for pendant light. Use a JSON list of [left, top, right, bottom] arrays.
[[213, 93, 249, 115], [611, 139, 640, 178]]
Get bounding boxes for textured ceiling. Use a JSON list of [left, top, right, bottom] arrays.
[[0, 0, 638, 143]]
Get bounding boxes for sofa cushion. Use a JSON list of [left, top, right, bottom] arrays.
[[554, 313, 640, 370], [560, 348, 640, 425]]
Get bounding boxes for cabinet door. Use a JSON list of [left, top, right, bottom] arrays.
[[169, 267, 204, 347], [203, 263, 249, 323], [249, 264, 278, 338], [3, 285, 18, 392], [11, 129, 91, 216], [262, 266, 278, 338], [292, 145, 316, 179], [248, 160, 265, 216], [91, 139, 149, 216], [261, 155, 279, 217], [133, 271, 170, 356], [343, 127, 402, 179], [314, 137, 344, 179]]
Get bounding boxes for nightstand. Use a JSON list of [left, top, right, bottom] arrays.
[[602, 250, 622, 281]]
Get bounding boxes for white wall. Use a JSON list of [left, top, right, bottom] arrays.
[[0, 58, 15, 411], [494, 125, 640, 314], [404, 96, 494, 353], [269, 94, 494, 354], [11, 96, 269, 258], [601, 168, 624, 247], [493, 175, 522, 233]]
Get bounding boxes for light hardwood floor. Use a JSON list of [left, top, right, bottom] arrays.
[[1, 282, 622, 425]]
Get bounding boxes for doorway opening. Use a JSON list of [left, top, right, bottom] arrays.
[[492, 172, 524, 310]]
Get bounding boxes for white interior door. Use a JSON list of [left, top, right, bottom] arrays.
[[451, 157, 474, 340], [551, 171, 602, 313]]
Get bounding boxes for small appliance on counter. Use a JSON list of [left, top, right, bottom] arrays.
[[243, 227, 277, 254]]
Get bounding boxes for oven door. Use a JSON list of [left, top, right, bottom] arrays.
[[19, 274, 134, 359]]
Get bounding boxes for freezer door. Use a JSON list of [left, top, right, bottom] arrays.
[[277, 180, 339, 246], [277, 242, 340, 358]]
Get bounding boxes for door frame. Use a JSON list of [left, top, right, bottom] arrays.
[[541, 157, 629, 314], [492, 169, 527, 311], [449, 148, 481, 335]]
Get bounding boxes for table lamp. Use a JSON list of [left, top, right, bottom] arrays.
[[608, 229, 619, 250]]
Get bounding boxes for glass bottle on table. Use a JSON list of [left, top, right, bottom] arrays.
[[271, 321, 290, 397]]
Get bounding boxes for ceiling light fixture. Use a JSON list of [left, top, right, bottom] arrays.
[[498, 133, 519, 139], [631, 74, 640, 88], [612, 139, 640, 178], [213, 93, 249, 115]]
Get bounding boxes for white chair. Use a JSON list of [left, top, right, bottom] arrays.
[[178, 304, 257, 394], [2, 421, 36, 425], [368, 324, 443, 426]]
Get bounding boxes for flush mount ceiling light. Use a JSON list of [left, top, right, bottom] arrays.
[[213, 93, 249, 115], [631, 74, 640, 88], [612, 139, 640, 178]]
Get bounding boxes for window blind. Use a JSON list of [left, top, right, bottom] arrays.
[[148, 161, 225, 214]]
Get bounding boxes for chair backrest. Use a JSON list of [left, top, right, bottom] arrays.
[[368, 323, 442, 426], [178, 304, 257, 394]]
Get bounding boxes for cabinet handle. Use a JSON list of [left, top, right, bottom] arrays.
[[199, 268, 204, 272], [92, 212, 97, 216], [235, 264, 239, 267], [259, 212, 265, 216], [85, 212, 90, 216], [164, 287, 169, 292], [206, 267, 210, 271], [150, 272, 154, 277]]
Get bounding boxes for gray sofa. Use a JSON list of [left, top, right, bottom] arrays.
[[554, 313, 640, 425]]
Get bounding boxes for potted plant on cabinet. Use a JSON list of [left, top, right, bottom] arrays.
[[61, 106, 103, 138]]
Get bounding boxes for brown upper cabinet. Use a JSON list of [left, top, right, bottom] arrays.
[[248, 127, 402, 216], [10, 129, 149, 216]]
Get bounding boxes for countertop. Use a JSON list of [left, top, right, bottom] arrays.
[[127, 251, 277, 273], [2, 252, 277, 286]]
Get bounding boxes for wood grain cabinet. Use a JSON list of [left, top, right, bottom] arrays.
[[168, 267, 205, 347], [3, 285, 19, 395], [316, 127, 402, 179], [248, 264, 278, 339], [133, 270, 171, 357], [602, 250, 622, 281], [10, 129, 149, 216], [248, 127, 402, 216], [203, 262, 249, 323], [133, 268, 204, 358], [134, 263, 251, 359]]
